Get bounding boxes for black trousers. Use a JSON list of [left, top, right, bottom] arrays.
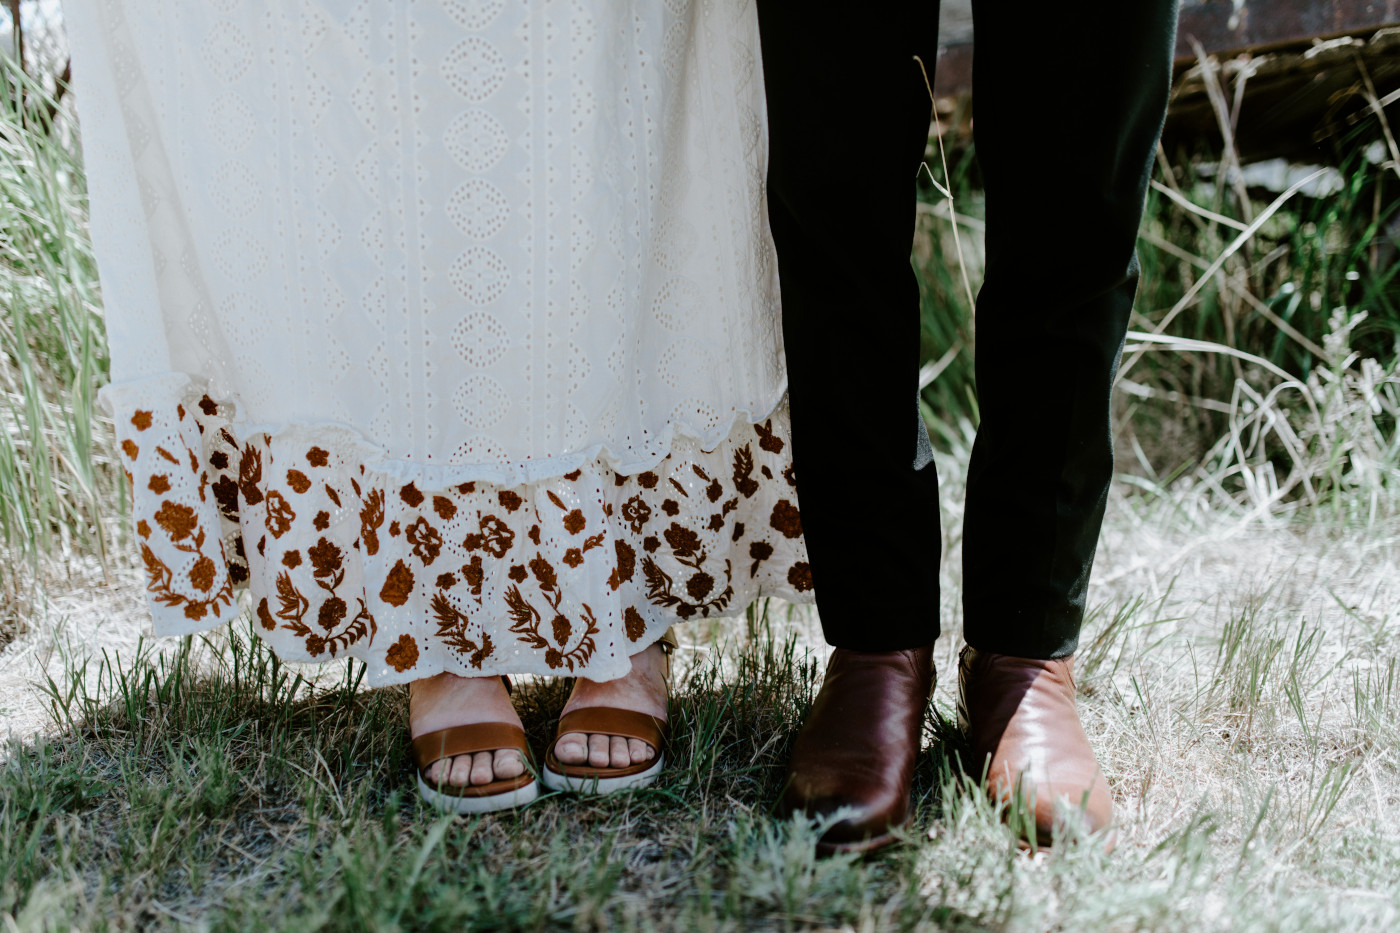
[[756, 1, 1178, 659]]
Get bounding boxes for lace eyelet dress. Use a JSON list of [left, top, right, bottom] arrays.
[[66, 0, 812, 684]]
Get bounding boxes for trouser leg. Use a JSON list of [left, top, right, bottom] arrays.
[[962, 0, 1179, 658], [756, 2, 943, 651]]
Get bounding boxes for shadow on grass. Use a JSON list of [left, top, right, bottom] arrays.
[[1, 615, 1015, 932]]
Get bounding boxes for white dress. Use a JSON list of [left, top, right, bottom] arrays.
[[67, 0, 811, 684]]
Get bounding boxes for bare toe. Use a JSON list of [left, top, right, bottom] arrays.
[[587, 733, 612, 768], [627, 738, 652, 763], [555, 733, 587, 765], [469, 750, 496, 785], [493, 748, 524, 779], [448, 754, 474, 788]]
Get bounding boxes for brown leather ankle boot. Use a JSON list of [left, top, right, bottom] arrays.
[[957, 646, 1113, 848], [777, 645, 935, 855]]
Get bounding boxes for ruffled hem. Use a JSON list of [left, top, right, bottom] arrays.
[[100, 376, 792, 489], [106, 374, 813, 686]]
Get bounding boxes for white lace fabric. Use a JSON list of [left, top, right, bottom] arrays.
[[68, 0, 812, 684]]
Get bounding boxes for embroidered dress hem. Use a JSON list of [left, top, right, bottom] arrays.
[[107, 374, 812, 686]]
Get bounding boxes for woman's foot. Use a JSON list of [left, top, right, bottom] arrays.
[[552, 642, 669, 769], [409, 672, 526, 787]]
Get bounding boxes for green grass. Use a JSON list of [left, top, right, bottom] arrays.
[[5, 568, 1400, 931], [0, 52, 119, 597]]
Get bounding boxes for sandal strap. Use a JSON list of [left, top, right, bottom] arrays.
[[555, 708, 666, 748], [412, 722, 529, 770]]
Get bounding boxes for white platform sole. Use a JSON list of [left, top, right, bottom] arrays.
[[541, 755, 664, 795], [417, 774, 540, 814]]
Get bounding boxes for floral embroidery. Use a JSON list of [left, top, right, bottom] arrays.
[[264, 490, 296, 538], [749, 541, 772, 576], [406, 517, 443, 565], [430, 593, 494, 667], [463, 514, 514, 559], [380, 559, 415, 607], [608, 539, 636, 590], [360, 488, 385, 555], [238, 445, 264, 506], [754, 420, 784, 454], [624, 606, 646, 641], [116, 391, 810, 683], [385, 634, 419, 672], [621, 495, 651, 532], [770, 500, 802, 539], [507, 553, 600, 670], [141, 499, 233, 622], [643, 521, 735, 620]]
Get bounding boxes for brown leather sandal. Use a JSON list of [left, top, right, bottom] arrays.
[[411, 679, 539, 813], [540, 629, 674, 794]]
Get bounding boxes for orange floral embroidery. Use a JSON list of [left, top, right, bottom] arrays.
[[463, 556, 484, 597], [131, 410, 153, 430], [406, 517, 442, 565], [122, 439, 138, 460], [433, 496, 457, 520], [148, 474, 171, 494], [621, 495, 652, 533], [238, 446, 264, 506], [430, 593, 494, 667], [286, 469, 312, 494], [154, 501, 198, 541], [385, 634, 419, 672], [463, 515, 514, 559], [563, 509, 586, 535], [498, 490, 523, 512], [608, 540, 636, 591], [264, 490, 295, 538], [360, 487, 385, 555], [307, 446, 329, 467], [380, 559, 415, 607], [400, 483, 424, 507], [507, 553, 599, 670], [189, 556, 217, 592]]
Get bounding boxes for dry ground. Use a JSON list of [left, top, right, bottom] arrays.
[[3, 464, 1398, 931]]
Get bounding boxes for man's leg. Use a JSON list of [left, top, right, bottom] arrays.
[[959, 0, 1178, 844], [758, 0, 943, 853]]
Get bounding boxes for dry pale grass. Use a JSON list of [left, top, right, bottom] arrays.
[[2, 437, 1399, 930]]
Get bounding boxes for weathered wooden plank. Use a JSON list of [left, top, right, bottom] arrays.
[[931, 0, 1400, 98]]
